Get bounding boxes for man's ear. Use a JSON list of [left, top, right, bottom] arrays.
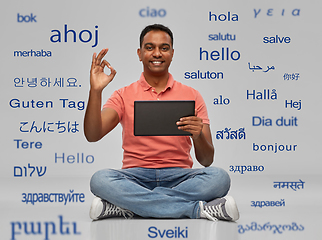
[[137, 48, 142, 61]]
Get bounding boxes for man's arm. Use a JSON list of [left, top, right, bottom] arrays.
[[84, 48, 119, 142], [177, 117, 214, 167]]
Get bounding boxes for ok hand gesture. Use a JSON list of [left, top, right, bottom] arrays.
[[90, 48, 117, 92]]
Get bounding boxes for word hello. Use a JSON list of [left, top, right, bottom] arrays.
[[200, 47, 240, 61], [184, 70, 223, 80], [139, 7, 166, 17], [11, 215, 80, 240], [9, 98, 85, 111], [50, 24, 98, 48], [263, 35, 291, 44], [209, 33, 236, 41], [148, 226, 188, 238], [14, 49, 52, 57], [209, 11, 238, 21], [213, 95, 230, 105], [55, 153, 94, 164], [252, 116, 298, 127], [254, 9, 300, 18], [17, 13, 37, 22]]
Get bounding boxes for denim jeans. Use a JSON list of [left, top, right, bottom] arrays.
[[90, 167, 230, 219]]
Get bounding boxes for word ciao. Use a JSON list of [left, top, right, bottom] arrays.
[[263, 35, 291, 44], [273, 179, 305, 191], [254, 9, 300, 18], [148, 226, 188, 238], [251, 199, 285, 208], [139, 7, 166, 17], [22, 190, 85, 205], [17, 13, 36, 22], [14, 49, 51, 57], [252, 116, 298, 126], [10, 215, 80, 240], [238, 222, 304, 234], [14, 163, 46, 177], [50, 24, 98, 48], [9, 98, 85, 111], [209, 11, 238, 21]]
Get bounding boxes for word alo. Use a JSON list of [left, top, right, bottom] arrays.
[[11, 215, 80, 240]]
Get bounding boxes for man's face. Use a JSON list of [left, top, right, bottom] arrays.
[[137, 30, 174, 76]]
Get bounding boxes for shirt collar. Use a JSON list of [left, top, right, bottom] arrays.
[[139, 73, 174, 92]]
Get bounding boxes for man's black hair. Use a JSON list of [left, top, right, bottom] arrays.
[[139, 24, 174, 48]]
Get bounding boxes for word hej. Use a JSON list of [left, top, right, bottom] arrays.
[[11, 215, 80, 240], [50, 24, 98, 48], [254, 8, 300, 18], [253, 116, 298, 127], [9, 98, 85, 111]]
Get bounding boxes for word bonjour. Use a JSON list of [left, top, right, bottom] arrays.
[[184, 70, 223, 80], [251, 199, 285, 208], [14, 163, 46, 177], [238, 222, 304, 234], [148, 226, 188, 238], [10, 215, 80, 240], [253, 142, 297, 153], [273, 179, 305, 191], [55, 153, 94, 164], [139, 7, 166, 17], [200, 47, 240, 61], [230, 165, 264, 175], [209, 11, 238, 21], [50, 24, 98, 48], [17, 13, 37, 22], [252, 116, 298, 127], [9, 98, 85, 111], [254, 8, 300, 18], [22, 190, 85, 205], [263, 35, 291, 44], [14, 49, 52, 57]]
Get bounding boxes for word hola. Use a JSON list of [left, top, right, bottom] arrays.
[[148, 226, 188, 238], [14, 139, 42, 149], [139, 7, 166, 17], [213, 95, 230, 105], [209, 11, 238, 21], [200, 47, 240, 61], [50, 24, 98, 48], [285, 100, 301, 110], [252, 116, 298, 127], [11, 215, 80, 240], [17, 13, 37, 22], [55, 153, 94, 164], [263, 35, 291, 44], [254, 8, 300, 18]]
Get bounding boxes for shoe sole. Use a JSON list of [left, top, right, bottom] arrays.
[[89, 197, 103, 220], [224, 196, 240, 221]]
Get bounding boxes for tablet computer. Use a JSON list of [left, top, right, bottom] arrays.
[[134, 100, 195, 136]]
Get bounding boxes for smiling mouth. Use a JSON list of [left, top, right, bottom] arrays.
[[150, 61, 163, 65]]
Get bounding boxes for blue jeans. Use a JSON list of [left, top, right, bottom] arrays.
[[90, 167, 230, 219]]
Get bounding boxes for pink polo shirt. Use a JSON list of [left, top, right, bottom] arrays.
[[103, 73, 210, 169]]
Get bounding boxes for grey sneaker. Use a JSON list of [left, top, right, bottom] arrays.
[[89, 197, 134, 220], [200, 196, 239, 221]]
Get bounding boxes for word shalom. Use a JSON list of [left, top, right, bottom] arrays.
[[252, 116, 298, 127], [50, 24, 98, 48], [254, 8, 300, 18], [148, 226, 188, 238], [209, 11, 238, 21], [238, 222, 304, 234], [247, 89, 277, 100], [14, 163, 46, 177], [10, 215, 80, 240], [200, 47, 240, 61]]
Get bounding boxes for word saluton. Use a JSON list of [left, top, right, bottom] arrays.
[[50, 24, 98, 48], [148, 226, 188, 238]]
